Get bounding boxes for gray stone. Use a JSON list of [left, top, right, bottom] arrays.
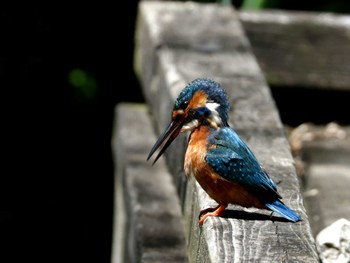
[[316, 218, 350, 263]]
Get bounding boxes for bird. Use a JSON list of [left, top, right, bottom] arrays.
[[147, 78, 301, 225]]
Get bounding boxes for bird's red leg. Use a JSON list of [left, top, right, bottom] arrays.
[[199, 204, 220, 218], [199, 204, 228, 225]]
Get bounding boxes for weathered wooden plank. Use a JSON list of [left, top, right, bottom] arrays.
[[111, 103, 187, 263], [239, 9, 350, 91], [135, 1, 319, 262], [287, 123, 350, 236]]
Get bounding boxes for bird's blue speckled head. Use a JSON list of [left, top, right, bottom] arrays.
[[174, 78, 231, 125], [147, 78, 231, 164]]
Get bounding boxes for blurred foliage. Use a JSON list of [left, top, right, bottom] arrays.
[[187, 0, 350, 13], [68, 68, 97, 103], [240, 0, 350, 13], [241, 0, 266, 9]]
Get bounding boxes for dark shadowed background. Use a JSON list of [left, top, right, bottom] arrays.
[[1, 2, 142, 262]]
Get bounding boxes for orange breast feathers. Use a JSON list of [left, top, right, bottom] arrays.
[[184, 126, 225, 201], [184, 126, 211, 178], [184, 126, 266, 208]]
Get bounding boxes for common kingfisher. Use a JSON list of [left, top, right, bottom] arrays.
[[147, 78, 301, 225]]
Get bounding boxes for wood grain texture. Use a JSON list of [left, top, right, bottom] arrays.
[[135, 1, 319, 262], [239, 9, 350, 90], [111, 104, 187, 263]]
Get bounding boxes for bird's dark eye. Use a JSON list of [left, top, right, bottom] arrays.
[[179, 100, 189, 110]]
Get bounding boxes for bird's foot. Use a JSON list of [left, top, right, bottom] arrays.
[[199, 204, 228, 225], [199, 205, 220, 218]]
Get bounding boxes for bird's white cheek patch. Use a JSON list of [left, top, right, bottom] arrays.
[[206, 102, 222, 127]]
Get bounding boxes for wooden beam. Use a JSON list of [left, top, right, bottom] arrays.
[[111, 103, 187, 263], [134, 1, 319, 262], [239, 9, 350, 91]]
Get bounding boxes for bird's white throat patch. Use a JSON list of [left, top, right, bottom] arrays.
[[181, 119, 199, 132]]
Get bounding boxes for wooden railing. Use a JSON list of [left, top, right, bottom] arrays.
[[111, 2, 334, 262], [239, 9, 350, 91]]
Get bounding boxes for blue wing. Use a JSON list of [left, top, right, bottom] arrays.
[[206, 127, 280, 199]]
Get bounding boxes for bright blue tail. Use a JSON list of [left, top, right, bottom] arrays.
[[265, 200, 301, 222]]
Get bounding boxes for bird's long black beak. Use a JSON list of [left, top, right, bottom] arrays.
[[147, 119, 184, 165]]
